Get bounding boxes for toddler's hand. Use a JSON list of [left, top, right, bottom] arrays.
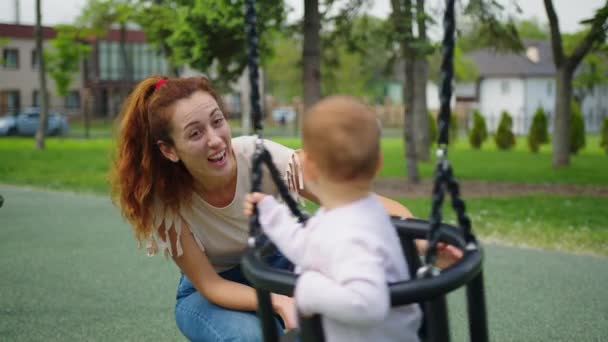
[[244, 192, 268, 217]]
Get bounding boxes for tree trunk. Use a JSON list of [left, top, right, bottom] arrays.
[[119, 23, 133, 116], [413, 57, 430, 161], [552, 67, 573, 167], [414, 0, 430, 161], [34, 0, 48, 150], [404, 59, 419, 182], [302, 0, 321, 109], [402, 0, 419, 183], [83, 88, 91, 139]]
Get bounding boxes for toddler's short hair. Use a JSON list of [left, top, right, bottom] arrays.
[[302, 96, 381, 181]]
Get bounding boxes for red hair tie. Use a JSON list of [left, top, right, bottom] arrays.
[[155, 79, 167, 90]]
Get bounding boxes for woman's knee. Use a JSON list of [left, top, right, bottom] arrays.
[[175, 294, 264, 342]]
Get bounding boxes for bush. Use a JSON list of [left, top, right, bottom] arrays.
[[495, 111, 516, 150], [469, 110, 488, 149], [527, 106, 549, 153], [450, 113, 459, 142], [600, 117, 608, 154], [431, 112, 458, 143], [429, 112, 438, 144], [569, 102, 586, 154]]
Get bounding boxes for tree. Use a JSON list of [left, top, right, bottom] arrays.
[[167, 0, 285, 90], [34, 0, 49, 150], [544, 0, 608, 167], [390, 0, 419, 182], [45, 25, 92, 137], [517, 17, 549, 40], [469, 110, 488, 149], [569, 101, 586, 154], [78, 0, 136, 117], [600, 117, 608, 154], [412, 0, 432, 161], [527, 106, 549, 153], [133, 0, 181, 76], [495, 111, 516, 150], [303, 0, 321, 108]]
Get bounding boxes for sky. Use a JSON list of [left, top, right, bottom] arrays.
[[0, 0, 606, 35]]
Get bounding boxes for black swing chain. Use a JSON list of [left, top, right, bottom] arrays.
[[423, 0, 475, 273], [245, 0, 308, 249], [245, 0, 264, 135]]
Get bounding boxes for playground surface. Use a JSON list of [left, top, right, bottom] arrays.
[[0, 184, 607, 341]]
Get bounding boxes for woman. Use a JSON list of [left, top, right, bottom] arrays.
[[110, 75, 456, 342]]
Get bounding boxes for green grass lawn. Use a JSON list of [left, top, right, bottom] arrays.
[[275, 136, 608, 186], [1, 136, 606, 193], [1, 135, 607, 256], [400, 196, 608, 256]]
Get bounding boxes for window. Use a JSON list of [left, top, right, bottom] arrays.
[[2, 48, 19, 69], [65, 90, 81, 109], [547, 81, 553, 95], [32, 90, 40, 107], [31, 49, 39, 69], [501, 80, 510, 94], [1, 90, 21, 114]]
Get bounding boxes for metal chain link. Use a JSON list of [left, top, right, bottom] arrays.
[[423, 0, 475, 275]]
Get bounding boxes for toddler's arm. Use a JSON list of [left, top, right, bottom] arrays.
[[245, 193, 312, 265]]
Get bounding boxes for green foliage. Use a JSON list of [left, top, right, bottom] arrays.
[[569, 102, 586, 154], [600, 118, 608, 154], [458, 0, 524, 53], [495, 111, 516, 150], [469, 110, 488, 149], [45, 25, 92, 96], [77, 0, 133, 36], [0, 38, 8, 64], [167, 0, 285, 90], [516, 17, 549, 40], [429, 44, 479, 83], [449, 113, 459, 142], [527, 106, 549, 153], [133, 0, 180, 74], [429, 112, 438, 144], [264, 33, 302, 103]]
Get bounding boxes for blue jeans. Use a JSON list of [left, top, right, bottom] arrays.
[[175, 253, 293, 342]]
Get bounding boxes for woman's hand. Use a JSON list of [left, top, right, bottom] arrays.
[[244, 192, 268, 217], [271, 293, 298, 330]]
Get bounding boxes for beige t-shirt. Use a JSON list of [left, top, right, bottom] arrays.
[[149, 135, 303, 272]]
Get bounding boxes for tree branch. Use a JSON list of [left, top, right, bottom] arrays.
[[568, 3, 608, 70], [544, 0, 564, 66]]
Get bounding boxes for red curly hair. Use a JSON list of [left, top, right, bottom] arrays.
[[110, 75, 226, 243]]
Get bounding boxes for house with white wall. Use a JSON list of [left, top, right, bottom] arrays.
[[467, 40, 606, 134]]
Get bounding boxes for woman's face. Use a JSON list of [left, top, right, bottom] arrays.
[[159, 90, 234, 182]]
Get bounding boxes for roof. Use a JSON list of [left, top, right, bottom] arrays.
[[0, 23, 56, 39], [0, 23, 147, 43], [467, 40, 556, 78]]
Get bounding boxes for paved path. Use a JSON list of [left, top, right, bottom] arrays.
[[0, 185, 607, 341]]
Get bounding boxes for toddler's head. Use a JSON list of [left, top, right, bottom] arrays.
[[302, 96, 381, 184]]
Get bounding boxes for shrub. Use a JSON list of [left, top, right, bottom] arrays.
[[495, 111, 516, 150], [569, 102, 586, 154], [600, 117, 608, 154], [527, 106, 549, 153], [450, 113, 459, 142], [431, 112, 458, 143], [468, 110, 487, 149], [429, 112, 438, 144]]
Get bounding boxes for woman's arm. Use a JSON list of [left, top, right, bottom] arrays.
[[158, 222, 297, 328]]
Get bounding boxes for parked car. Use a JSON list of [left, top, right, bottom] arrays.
[[0, 115, 17, 135], [0, 108, 69, 136], [271, 107, 297, 124]]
